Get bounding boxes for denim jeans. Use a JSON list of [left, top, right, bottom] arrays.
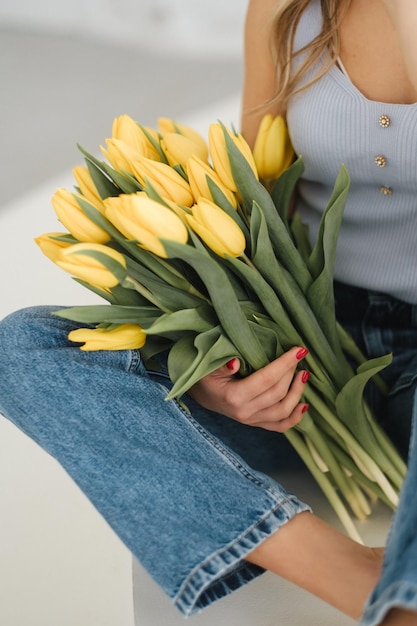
[[0, 305, 309, 617], [1, 280, 417, 622], [334, 281, 417, 625]]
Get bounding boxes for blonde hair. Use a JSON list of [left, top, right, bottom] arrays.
[[270, 0, 351, 108]]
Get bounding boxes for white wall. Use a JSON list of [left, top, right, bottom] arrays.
[[0, 0, 247, 58]]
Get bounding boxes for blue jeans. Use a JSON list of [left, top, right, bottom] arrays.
[[0, 280, 417, 623], [0, 305, 309, 617]]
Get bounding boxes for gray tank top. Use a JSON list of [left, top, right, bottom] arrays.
[[287, 0, 417, 303]]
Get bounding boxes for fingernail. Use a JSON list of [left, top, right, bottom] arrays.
[[226, 358, 237, 371], [301, 370, 310, 384], [296, 347, 309, 360], [302, 404, 309, 413]]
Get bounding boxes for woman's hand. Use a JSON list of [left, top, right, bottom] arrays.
[[188, 347, 310, 433]]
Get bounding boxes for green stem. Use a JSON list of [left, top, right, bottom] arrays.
[[284, 429, 363, 543], [297, 415, 371, 521], [304, 386, 401, 505]]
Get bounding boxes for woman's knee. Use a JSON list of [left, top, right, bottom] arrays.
[[0, 306, 73, 355]]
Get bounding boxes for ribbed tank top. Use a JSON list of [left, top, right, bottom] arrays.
[[286, 0, 417, 304]]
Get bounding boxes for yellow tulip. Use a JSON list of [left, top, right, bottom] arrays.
[[157, 117, 208, 157], [253, 114, 295, 180], [35, 232, 74, 263], [208, 123, 258, 193], [160, 133, 209, 168], [101, 138, 143, 176], [52, 188, 110, 243], [186, 155, 237, 208], [131, 155, 194, 206], [72, 165, 104, 210], [55, 243, 127, 288], [104, 193, 188, 258], [112, 115, 160, 161], [186, 198, 246, 258], [68, 324, 146, 351]]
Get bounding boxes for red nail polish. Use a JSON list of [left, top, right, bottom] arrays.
[[296, 347, 309, 360], [226, 359, 237, 371], [302, 404, 309, 413], [301, 370, 310, 384]]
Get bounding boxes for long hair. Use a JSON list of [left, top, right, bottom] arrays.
[[270, 0, 351, 108]]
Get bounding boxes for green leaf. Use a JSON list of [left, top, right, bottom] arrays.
[[305, 166, 350, 353], [248, 320, 282, 361], [336, 353, 392, 438], [166, 327, 240, 399], [110, 283, 156, 307], [163, 239, 269, 370], [124, 256, 206, 311], [270, 156, 304, 225], [289, 212, 312, 264], [145, 304, 217, 336], [140, 335, 173, 363], [78, 144, 141, 195], [77, 145, 121, 199], [53, 304, 160, 326], [249, 200, 353, 388], [334, 353, 406, 486]]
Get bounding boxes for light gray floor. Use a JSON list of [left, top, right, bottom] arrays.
[[0, 27, 242, 206]]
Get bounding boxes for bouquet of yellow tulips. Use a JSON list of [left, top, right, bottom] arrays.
[[36, 113, 406, 541]]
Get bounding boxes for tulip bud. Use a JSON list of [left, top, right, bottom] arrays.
[[35, 232, 74, 263], [52, 188, 110, 243], [104, 193, 188, 258], [68, 323, 146, 351], [72, 166, 104, 209], [253, 114, 295, 180], [186, 155, 238, 208], [160, 132, 208, 169], [55, 243, 127, 288], [208, 123, 258, 192], [112, 114, 157, 159], [157, 117, 208, 158], [101, 138, 143, 177], [131, 155, 194, 206], [186, 198, 246, 258]]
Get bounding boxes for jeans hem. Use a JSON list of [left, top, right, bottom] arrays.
[[361, 582, 417, 626], [174, 495, 311, 617]]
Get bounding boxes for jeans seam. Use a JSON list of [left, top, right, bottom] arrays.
[[174, 496, 310, 615], [126, 349, 142, 374]]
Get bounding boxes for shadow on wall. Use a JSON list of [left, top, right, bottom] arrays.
[[0, 0, 247, 58]]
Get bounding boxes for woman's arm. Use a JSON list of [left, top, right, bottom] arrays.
[[382, 0, 417, 95], [241, 0, 285, 147]]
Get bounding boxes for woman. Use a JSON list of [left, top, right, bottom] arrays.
[[239, 1, 417, 624], [0, 1, 415, 624]]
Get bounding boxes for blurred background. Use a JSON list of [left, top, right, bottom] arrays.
[[0, 2, 244, 624], [0, 0, 245, 206]]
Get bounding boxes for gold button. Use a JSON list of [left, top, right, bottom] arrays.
[[380, 186, 393, 195], [378, 114, 391, 128], [375, 155, 387, 167]]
